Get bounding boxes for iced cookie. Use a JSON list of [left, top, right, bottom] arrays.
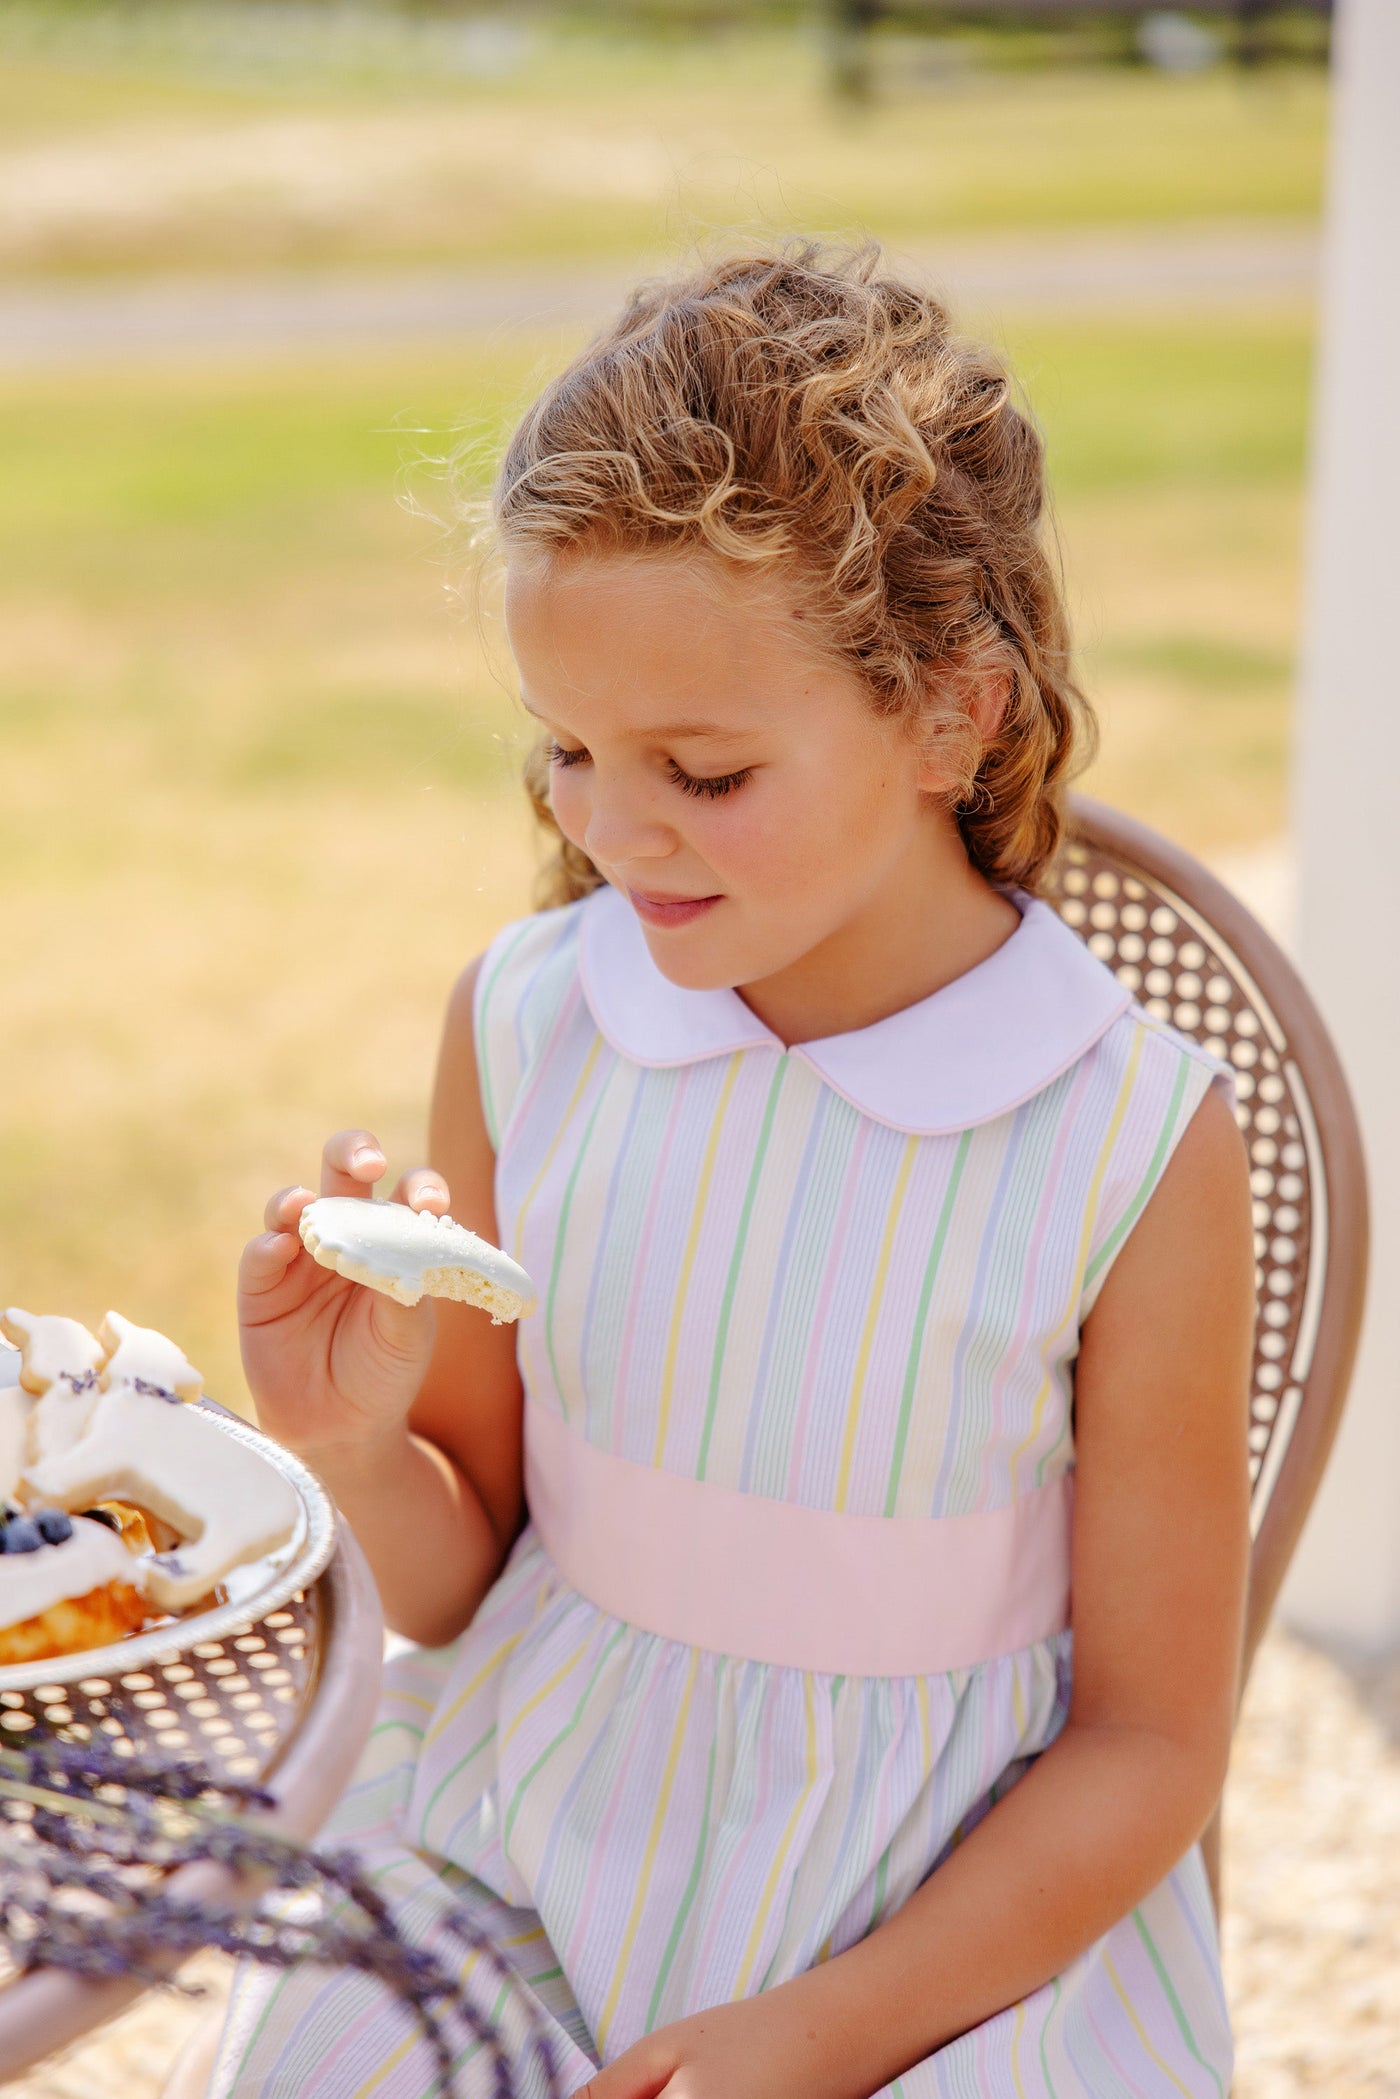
[[0, 1309, 104, 1395], [0, 1508, 150, 1666], [24, 1385, 300, 1612], [0, 1356, 32, 1505], [298, 1197, 536, 1321], [97, 1310, 204, 1400], [27, 1375, 99, 1468]]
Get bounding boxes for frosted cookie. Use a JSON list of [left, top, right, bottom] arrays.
[[298, 1197, 537, 1321], [0, 1310, 104, 1396], [27, 1375, 99, 1468], [97, 1310, 204, 1401], [24, 1385, 300, 1612], [0, 1509, 150, 1666], [0, 1363, 33, 1505]]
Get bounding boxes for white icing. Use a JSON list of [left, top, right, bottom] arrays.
[[0, 1346, 19, 1386], [98, 1310, 204, 1400], [24, 1388, 300, 1611], [0, 1383, 34, 1502], [0, 1310, 104, 1396], [0, 1516, 146, 1627], [298, 1197, 537, 1319], [28, 1379, 99, 1466]]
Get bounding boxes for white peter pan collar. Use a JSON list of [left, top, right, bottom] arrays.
[[577, 879, 1131, 1136]]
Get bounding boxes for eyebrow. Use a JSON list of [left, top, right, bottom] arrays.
[[519, 701, 744, 741]]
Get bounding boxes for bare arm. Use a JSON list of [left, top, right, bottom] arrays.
[[238, 958, 525, 1646], [586, 1081, 1257, 2099]]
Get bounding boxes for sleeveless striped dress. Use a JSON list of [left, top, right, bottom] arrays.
[[214, 881, 1236, 2098]]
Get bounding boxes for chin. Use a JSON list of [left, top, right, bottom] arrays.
[[636, 923, 739, 991], [636, 916, 794, 996]]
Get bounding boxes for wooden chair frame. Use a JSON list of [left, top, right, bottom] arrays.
[[1057, 798, 1370, 1900]]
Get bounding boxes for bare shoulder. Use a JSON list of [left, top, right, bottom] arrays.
[[1137, 1076, 1250, 1228], [1085, 1076, 1253, 1351]]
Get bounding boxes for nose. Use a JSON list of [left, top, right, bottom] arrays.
[[580, 769, 674, 868]]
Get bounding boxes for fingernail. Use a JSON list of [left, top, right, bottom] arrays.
[[351, 1146, 384, 1169]]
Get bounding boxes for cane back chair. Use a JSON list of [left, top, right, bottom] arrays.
[[1052, 797, 1370, 1900]]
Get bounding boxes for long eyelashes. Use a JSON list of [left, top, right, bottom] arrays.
[[667, 761, 752, 800], [545, 742, 751, 800], [546, 740, 590, 770]]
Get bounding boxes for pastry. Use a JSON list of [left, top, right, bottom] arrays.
[[28, 1374, 100, 1468], [0, 1507, 150, 1666], [0, 1310, 104, 1395], [298, 1197, 536, 1321], [25, 1383, 301, 1612], [96, 1311, 204, 1400], [0, 1365, 32, 1505]]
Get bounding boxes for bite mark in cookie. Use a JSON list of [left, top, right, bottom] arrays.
[[298, 1197, 537, 1322]]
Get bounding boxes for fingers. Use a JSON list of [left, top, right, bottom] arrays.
[[390, 1165, 451, 1215], [264, 1184, 316, 1234], [238, 1228, 303, 1303], [262, 1146, 444, 1245], [320, 1129, 387, 1199], [571, 2045, 673, 2099]]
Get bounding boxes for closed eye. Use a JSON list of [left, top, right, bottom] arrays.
[[546, 740, 590, 769], [668, 760, 752, 800]]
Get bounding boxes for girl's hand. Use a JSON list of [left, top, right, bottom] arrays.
[[238, 1130, 450, 1465], [578, 1989, 862, 2099]]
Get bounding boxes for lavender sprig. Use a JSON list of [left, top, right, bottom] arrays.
[[0, 1739, 568, 2098]]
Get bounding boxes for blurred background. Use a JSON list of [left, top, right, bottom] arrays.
[[0, 0, 1328, 1390], [6, 5, 1398, 2095]]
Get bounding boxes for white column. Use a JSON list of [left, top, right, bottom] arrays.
[[1282, 0, 1400, 1653]]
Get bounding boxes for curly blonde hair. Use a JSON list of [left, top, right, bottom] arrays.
[[493, 240, 1095, 908]]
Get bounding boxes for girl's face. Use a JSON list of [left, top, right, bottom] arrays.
[[504, 547, 970, 1009]]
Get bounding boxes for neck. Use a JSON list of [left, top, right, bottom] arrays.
[[736, 813, 1022, 1048]]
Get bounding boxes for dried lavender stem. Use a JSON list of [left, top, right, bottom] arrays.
[[0, 1734, 570, 2099]]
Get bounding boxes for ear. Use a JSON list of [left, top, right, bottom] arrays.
[[912, 670, 1012, 797], [967, 668, 1012, 744]]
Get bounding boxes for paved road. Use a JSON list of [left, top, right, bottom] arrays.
[[0, 223, 1315, 368]]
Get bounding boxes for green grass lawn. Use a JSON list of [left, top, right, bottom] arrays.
[[0, 17, 1326, 276], [0, 303, 1310, 1395]]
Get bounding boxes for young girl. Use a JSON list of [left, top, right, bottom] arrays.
[[215, 245, 1256, 2098]]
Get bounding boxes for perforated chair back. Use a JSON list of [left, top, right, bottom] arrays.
[[1051, 798, 1369, 1697], [0, 1528, 384, 2085]]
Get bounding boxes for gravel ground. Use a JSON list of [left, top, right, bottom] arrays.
[[8, 1623, 1398, 2096]]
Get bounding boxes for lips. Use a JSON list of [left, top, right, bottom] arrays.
[[626, 888, 722, 930]]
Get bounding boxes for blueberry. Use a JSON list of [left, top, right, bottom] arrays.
[[2, 1517, 42, 1554], [34, 1509, 73, 1546], [80, 1506, 121, 1532]]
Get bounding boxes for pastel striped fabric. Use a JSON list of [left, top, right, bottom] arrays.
[[216, 895, 1234, 2097]]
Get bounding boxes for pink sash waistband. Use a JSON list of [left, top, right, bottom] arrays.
[[524, 1400, 1073, 1677]]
